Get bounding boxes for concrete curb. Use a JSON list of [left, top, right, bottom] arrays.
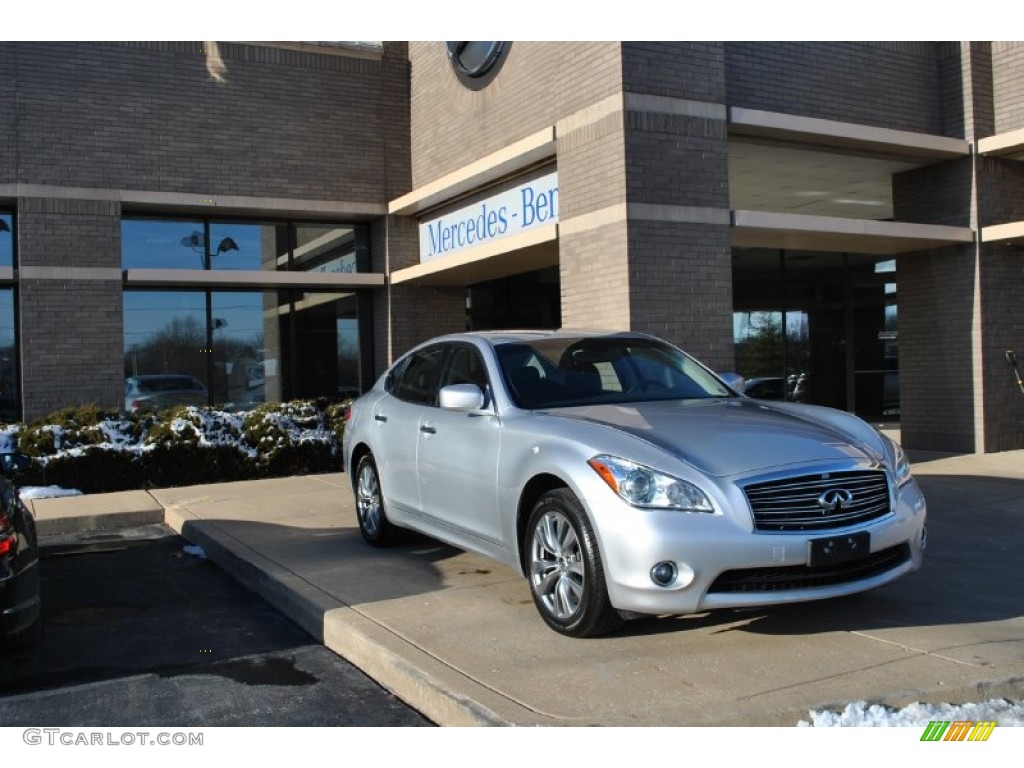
[[31, 490, 165, 536]]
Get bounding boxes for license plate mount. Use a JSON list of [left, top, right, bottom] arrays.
[[808, 531, 871, 568]]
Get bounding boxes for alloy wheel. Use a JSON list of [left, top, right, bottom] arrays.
[[356, 462, 382, 537], [529, 509, 585, 620]]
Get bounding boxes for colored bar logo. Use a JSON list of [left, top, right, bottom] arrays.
[[920, 720, 997, 741]]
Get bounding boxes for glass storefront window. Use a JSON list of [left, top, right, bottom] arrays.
[[0, 288, 18, 422], [0, 215, 19, 420], [124, 289, 363, 410], [122, 219, 206, 269], [211, 292, 268, 407], [271, 291, 362, 402], [292, 224, 358, 274], [732, 248, 899, 424], [123, 292, 210, 411], [209, 222, 287, 272], [122, 217, 370, 408], [123, 218, 361, 274], [0, 213, 13, 268]]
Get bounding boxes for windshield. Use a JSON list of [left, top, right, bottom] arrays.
[[495, 335, 734, 409]]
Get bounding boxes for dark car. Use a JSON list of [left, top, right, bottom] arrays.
[[743, 376, 788, 401], [0, 453, 41, 649]]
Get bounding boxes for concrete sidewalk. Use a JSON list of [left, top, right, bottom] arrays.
[[28, 450, 1024, 726]]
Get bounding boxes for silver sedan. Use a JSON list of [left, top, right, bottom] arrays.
[[342, 331, 926, 637]]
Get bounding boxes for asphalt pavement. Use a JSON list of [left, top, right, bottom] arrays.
[[0, 525, 431, 726], [25, 449, 1024, 726]]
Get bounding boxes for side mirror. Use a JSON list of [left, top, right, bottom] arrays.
[[718, 372, 746, 394], [0, 452, 33, 476], [439, 383, 487, 412]]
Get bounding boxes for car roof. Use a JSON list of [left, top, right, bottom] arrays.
[[128, 374, 204, 384], [423, 329, 656, 347]]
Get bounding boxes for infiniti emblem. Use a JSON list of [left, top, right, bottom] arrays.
[[818, 488, 854, 514]]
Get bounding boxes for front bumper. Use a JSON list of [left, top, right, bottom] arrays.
[[586, 476, 927, 617]]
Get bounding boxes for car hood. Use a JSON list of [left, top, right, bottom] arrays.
[[542, 398, 881, 477]]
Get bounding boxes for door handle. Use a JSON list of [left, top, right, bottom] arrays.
[[374, 414, 388, 423], [420, 424, 436, 435]]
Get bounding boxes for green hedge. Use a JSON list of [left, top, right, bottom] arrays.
[[9, 400, 349, 494]]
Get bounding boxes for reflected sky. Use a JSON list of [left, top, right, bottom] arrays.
[[0, 213, 12, 269], [122, 220, 277, 271], [123, 291, 265, 352], [0, 289, 14, 348], [122, 219, 355, 272]]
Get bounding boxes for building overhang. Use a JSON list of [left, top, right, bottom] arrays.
[[729, 108, 969, 161], [389, 128, 557, 216], [123, 269, 385, 290], [731, 211, 974, 254], [0, 184, 386, 221], [977, 129, 1024, 160], [389, 224, 558, 286], [981, 220, 1024, 244]]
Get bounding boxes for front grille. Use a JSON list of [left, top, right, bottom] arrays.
[[708, 543, 911, 594], [743, 470, 891, 532]]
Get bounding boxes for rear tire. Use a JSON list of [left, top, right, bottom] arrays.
[[354, 454, 403, 547], [525, 488, 622, 637], [2, 614, 42, 651]]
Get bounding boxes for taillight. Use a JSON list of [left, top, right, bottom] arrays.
[[343, 406, 352, 423], [0, 512, 15, 557]]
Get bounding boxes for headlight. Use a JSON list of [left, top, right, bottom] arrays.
[[892, 441, 912, 487], [588, 455, 714, 513]]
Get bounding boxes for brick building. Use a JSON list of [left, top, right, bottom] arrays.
[[1, 41, 1022, 453]]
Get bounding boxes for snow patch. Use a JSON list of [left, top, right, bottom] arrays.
[[799, 698, 1024, 727], [19, 486, 84, 500]]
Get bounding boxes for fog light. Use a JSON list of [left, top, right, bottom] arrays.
[[650, 561, 677, 586]]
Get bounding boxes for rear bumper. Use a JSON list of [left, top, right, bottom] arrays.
[[1, 558, 41, 637]]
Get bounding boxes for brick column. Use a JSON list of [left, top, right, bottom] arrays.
[[17, 197, 124, 420], [896, 43, 1024, 452], [559, 43, 733, 370]]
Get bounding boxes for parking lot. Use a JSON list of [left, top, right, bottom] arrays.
[[22, 451, 1024, 726], [0, 524, 430, 727]]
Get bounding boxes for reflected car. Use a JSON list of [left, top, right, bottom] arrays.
[[1, 453, 41, 649], [124, 375, 209, 413], [743, 376, 788, 401], [342, 331, 926, 637]]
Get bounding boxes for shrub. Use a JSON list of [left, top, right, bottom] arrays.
[[9, 400, 344, 494], [19, 447, 146, 494], [18, 404, 127, 457], [324, 401, 350, 447]]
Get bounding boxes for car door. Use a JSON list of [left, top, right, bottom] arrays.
[[371, 344, 449, 517], [416, 343, 503, 546]]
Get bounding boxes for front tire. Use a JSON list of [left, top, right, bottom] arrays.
[[354, 454, 402, 547], [526, 489, 622, 637]]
